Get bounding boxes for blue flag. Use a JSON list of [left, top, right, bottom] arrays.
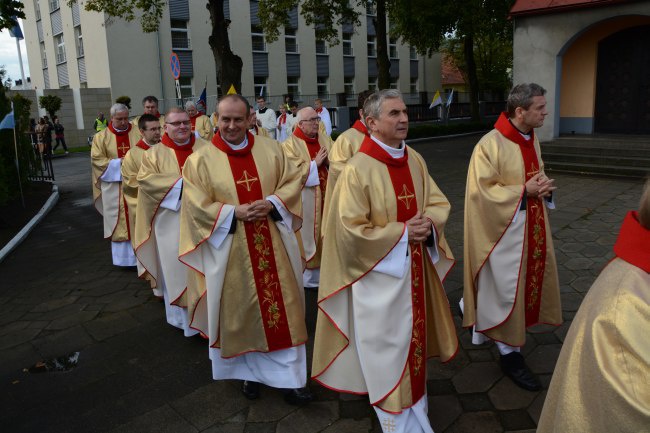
[[8, 17, 24, 40], [196, 87, 207, 114], [0, 111, 15, 130]]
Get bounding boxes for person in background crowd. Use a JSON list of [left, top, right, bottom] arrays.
[[256, 96, 277, 139], [52, 116, 68, 154]]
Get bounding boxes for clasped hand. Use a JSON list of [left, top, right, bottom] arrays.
[[525, 172, 557, 199], [315, 147, 328, 167], [234, 200, 273, 222], [406, 212, 431, 243]]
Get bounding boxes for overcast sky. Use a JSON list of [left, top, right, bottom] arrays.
[[0, 19, 31, 86]]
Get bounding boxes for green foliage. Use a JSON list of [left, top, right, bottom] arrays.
[[0, 1, 25, 32], [38, 94, 62, 119], [406, 121, 489, 140], [115, 95, 132, 109], [67, 0, 166, 32]]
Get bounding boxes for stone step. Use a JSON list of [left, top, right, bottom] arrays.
[[543, 152, 650, 168], [543, 143, 650, 157], [545, 161, 650, 178], [553, 135, 650, 148]]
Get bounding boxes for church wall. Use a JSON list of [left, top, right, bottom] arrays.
[[513, 3, 650, 141]]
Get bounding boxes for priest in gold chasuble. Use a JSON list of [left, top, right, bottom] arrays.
[[462, 83, 561, 392], [130, 95, 165, 135], [282, 107, 332, 288], [178, 95, 312, 404], [538, 181, 650, 433], [312, 90, 458, 433], [186, 100, 214, 141], [91, 103, 141, 267], [134, 108, 209, 336]]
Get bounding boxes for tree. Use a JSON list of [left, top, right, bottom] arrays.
[[115, 95, 131, 109], [388, 0, 514, 120], [38, 94, 62, 119], [0, 1, 25, 32], [67, 0, 242, 96]]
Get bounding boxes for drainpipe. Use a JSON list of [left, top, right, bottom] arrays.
[[156, 29, 165, 109]]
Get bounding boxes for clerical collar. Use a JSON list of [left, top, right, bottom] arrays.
[[113, 124, 128, 133], [142, 140, 153, 147], [370, 135, 405, 159], [224, 135, 249, 150], [508, 118, 531, 139], [258, 107, 267, 113], [174, 138, 192, 146]]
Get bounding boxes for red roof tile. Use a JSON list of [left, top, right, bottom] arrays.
[[441, 57, 465, 85]]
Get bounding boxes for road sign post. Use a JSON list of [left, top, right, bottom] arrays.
[[170, 52, 182, 100]]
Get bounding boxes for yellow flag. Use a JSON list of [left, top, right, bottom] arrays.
[[227, 84, 237, 95], [429, 90, 442, 109]]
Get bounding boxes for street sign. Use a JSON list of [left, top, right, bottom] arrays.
[[170, 52, 181, 80]]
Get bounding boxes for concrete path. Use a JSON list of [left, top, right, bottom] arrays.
[[0, 137, 644, 433]]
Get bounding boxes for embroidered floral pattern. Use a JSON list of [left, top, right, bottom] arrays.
[[410, 246, 425, 378], [251, 220, 283, 330]]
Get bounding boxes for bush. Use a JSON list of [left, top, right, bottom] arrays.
[[115, 96, 131, 109], [38, 94, 62, 119]]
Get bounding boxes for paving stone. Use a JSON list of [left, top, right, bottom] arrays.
[[526, 344, 562, 375], [107, 404, 199, 433], [560, 292, 584, 312], [553, 321, 572, 343], [243, 423, 275, 433], [0, 311, 26, 327], [556, 268, 576, 284], [595, 234, 617, 246], [203, 423, 245, 433], [498, 409, 536, 431], [429, 394, 462, 432], [427, 350, 470, 380], [31, 325, 94, 360], [427, 379, 455, 396], [45, 310, 99, 330], [0, 328, 42, 350], [275, 401, 338, 433], [505, 430, 537, 433], [452, 362, 502, 394], [84, 311, 139, 341], [458, 393, 494, 411], [558, 242, 584, 253], [102, 293, 150, 313], [581, 243, 609, 258], [527, 390, 547, 424], [246, 392, 298, 422], [466, 348, 494, 362], [31, 303, 86, 321], [30, 296, 80, 313], [0, 320, 30, 336], [339, 398, 373, 419], [570, 276, 596, 293], [563, 257, 594, 271], [530, 332, 560, 345], [170, 381, 250, 430], [446, 411, 502, 433], [487, 377, 537, 410], [322, 418, 372, 433]]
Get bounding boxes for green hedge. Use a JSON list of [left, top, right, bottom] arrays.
[[331, 121, 489, 141]]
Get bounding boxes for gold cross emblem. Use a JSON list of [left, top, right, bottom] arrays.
[[382, 418, 396, 432], [527, 167, 539, 177], [236, 170, 258, 192], [397, 184, 415, 210], [117, 142, 130, 154]]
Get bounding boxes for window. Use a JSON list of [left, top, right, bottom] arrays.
[[179, 77, 193, 99], [409, 46, 418, 60], [254, 76, 268, 98], [74, 26, 84, 57], [368, 76, 378, 91], [367, 35, 376, 57], [315, 40, 327, 55], [55, 34, 66, 64], [40, 42, 47, 68], [49, 0, 60, 12], [285, 28, 298, 53], [287, 77, 300, 98], [344, 76, 355, 96], [366, 1, 376, 16], [317, 77, 329, 99], [390, 77, 399, 90], [171, 20, 191, 50], [252, 25, 266, 52], [343, 33, 353, 56], [410, 77, 418, 94], [35, 0, 41, 20], [389, 37, 398, 59]]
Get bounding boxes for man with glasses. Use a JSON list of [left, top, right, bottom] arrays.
[[282, 107, 331, 289], [178, 94, 312, 405], [134, 107, 210, 336], [91, 103, 142, 267]]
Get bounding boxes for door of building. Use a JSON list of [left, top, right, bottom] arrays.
[[595, 25, 650, 134]]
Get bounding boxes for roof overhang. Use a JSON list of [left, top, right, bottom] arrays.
[[509, 0, 635, 18]]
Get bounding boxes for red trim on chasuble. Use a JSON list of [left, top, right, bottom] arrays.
[[212, 131, 294, 351], [162, 134, 196, 172], [108, 122, 133, 158], [135, 139, 149, 151], [614, 211, 650, 273], [189, 113, 200, 131], [294, 127, 329, 198], [359, 136, 426, 404], [351, 120, 370, 137], [495, 113, 546, 326]]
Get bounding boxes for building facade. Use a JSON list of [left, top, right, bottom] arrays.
[[511, 0, 650, 141], [21, 0, 442, 117]]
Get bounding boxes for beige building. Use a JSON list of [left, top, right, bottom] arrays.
[[21, 0, 441, 118]]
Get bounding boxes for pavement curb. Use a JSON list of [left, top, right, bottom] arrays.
[[0, 183, 60, 264]]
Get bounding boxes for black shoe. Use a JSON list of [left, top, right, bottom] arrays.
[[500, 352, 541, 391], [241, 380, 260, 400], [283, 387, 313, 405]]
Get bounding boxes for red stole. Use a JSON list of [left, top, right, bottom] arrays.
[[614, 211, 650, 273], [315, 107, 323, 114], [293, 127, 328, 196], [359, 136, 426, 404], [351, 120, 369, 136], [278, 113, 287, 125], [190, 113, 201, 131], [135, 139, 150, 151], [162, 134, 196, 172], [211, 131, 294, 351], [495, 112, 546, 326], [108, 123, 133, 158]]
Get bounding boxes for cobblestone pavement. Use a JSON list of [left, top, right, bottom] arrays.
[[0, 136, 644, 433]]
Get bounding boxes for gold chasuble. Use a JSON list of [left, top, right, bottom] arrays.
[[122, 140, 151, 246], [462, 113, 561, 346], [312, 136, 458, 413], [178, 132, 307, 357], [189, 113, 214, 140], [91, 123, 140, 242], [282, 127, 331, 268], [538, 211, 650, 433], [134, 135, 209, 298]]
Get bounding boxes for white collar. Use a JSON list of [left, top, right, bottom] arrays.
[[370, 135, 405, 159], [224, 135, 249, 150]]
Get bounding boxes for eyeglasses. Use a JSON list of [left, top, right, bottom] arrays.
[[300, 117, 321, 123], [167, 120, 191, 127]]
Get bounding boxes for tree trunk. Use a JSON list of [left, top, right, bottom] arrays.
[[375, 0, 391, 90], [207, 0, 243, 96], [463, 33, 480, 121]]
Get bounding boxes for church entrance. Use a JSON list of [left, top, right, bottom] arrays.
[[594, 25, 650, 134]]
